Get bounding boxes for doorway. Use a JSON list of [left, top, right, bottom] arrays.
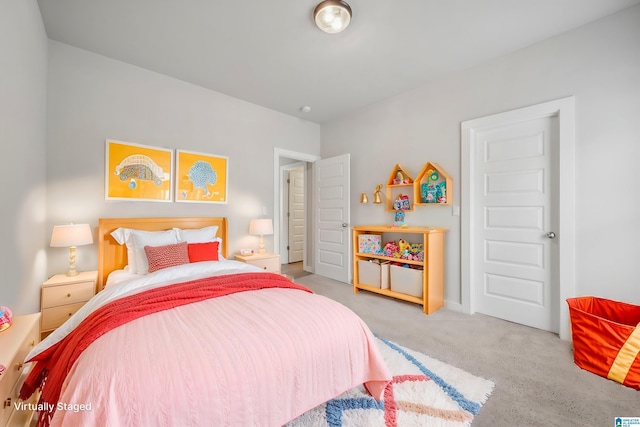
[[461, 97, 576, 340], [280, 163, 305, 264], [274, 148, 320, 274]]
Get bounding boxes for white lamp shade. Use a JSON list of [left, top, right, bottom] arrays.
[[50, 224, 93, 247], [249, 219, 273, 236]]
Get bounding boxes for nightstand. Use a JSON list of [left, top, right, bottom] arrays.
[[0, 313, 40, 427], [41, 270, 97, 340], [234, 253, 281, 273]]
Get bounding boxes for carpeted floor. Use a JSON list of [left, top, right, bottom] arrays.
[[287, 336, 494, 426], [295, 274, 639, 427]]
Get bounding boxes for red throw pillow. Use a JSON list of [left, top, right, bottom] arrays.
[[188, 241, 219, 263], [144, 241, 189, 273]]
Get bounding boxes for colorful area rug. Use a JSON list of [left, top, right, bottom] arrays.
[[287, 336, 494, 426]]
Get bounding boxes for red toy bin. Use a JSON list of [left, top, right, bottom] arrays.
[[567, 296, 640, 390]]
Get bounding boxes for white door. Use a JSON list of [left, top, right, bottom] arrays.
[[472, 116, 559, 331], [314, 154, 350, 283], [288, 168, 304, 263]]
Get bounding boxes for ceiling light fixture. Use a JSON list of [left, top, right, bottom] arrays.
[[314, 0, 352, 34]]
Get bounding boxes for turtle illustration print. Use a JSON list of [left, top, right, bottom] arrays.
[[114, 155, 166, 186]]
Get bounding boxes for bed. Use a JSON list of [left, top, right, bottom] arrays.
[[21, 217, 391, 426]]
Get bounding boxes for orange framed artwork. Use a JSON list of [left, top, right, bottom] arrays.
[[175, 149, 228, 204], [105, 139, 174, 202]]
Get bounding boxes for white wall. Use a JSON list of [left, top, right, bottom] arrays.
[[322, 5, 640, 306], [46, 41, 321, 276], [0, 0, 48, 315]]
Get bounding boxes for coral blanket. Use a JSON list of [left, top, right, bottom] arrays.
[[21, 273, 310, 426]]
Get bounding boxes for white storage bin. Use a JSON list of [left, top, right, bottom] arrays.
[[358, 260, 390, 289], [390, 264, 423, 298]]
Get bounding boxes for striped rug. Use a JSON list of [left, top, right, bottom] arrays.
[[287, 336, 494, 426]]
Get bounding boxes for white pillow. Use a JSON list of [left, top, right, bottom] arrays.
[[173, 226, 218, 243], [131, 229, 179, 275], [110, 228, 137, 274], [174, 226, 224, 259]]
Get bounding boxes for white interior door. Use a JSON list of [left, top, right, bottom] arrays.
[[473, 116, 558, 332], [462, 97, 576, 340], [314, 153, 350, 283], [288, 168, 304, 263]]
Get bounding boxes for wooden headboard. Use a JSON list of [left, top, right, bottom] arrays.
[[97, 217, 228, 291]]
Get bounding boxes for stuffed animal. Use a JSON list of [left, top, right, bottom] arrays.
[[382, 241, 400, 258], [398, 239, 411, 258]]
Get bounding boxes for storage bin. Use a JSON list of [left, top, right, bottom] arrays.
[[390, 265, 423, 298], [357, 260, 389, 289], [567, 296, 640, 390], [358, 234, 382, 254]]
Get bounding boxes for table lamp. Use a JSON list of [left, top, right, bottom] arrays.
[[249, 218, 273, 254], [50, 223, 93, 276]]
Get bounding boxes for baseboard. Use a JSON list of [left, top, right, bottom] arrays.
[[444, 300, 463, 313]]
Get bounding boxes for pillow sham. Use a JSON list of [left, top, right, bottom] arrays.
[[187, 241, 220, 263], [144, 241, 189, 273], [110, 228, 137, 273], [131, 229, 179, 275], [173, 226, 219, 243], [174, 226, 224, 259]]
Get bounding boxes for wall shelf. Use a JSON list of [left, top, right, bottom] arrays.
[[414, 162, 452, 206], [385, 164, 414, 211]]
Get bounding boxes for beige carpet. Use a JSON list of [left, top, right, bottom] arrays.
[[295, 274, 639, 427]]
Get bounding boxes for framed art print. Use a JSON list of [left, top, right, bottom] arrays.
[[175, 149, 228, 203], [105, 139, 174, 202]]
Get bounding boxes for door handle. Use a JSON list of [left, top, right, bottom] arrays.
[[546, 232, 556, 239], [342, 223, 348, 228]]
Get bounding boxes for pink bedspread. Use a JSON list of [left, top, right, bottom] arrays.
[[41, 273, 390, 426]]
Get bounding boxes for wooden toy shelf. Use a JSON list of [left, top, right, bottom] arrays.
[[352, 225, 448, 314]]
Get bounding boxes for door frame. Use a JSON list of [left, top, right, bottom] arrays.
[[461, 96, 576, 340], [274, 148, 320, 273]]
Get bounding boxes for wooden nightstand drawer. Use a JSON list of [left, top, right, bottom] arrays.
[[0, 313, 40, 427], [42, 280, 94, 308], [250, 257, 280, 272], [41, 303, 85, 331], [235, 253, 281, 273]]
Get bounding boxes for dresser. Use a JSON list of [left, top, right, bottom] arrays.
[[234, 253, 281, 273], [41, 271, 97, 340], [0, 313, 40, 427]]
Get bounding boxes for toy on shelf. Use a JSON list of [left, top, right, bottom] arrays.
[[393, 194, 411, 211], [381, 240, 424, 261], [382, 241, 400, 258], [421, 181, 447, 204], [393, 170, 412, 185]]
